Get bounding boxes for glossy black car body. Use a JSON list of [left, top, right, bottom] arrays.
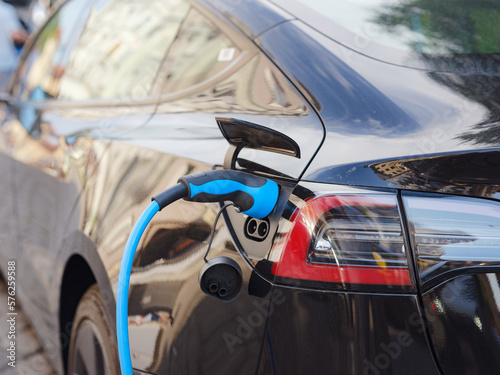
[[1, 0, 500, 374]]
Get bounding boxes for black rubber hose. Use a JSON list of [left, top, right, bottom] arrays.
[[152, 183, 188, 211]]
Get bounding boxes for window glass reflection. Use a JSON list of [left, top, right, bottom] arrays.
[[59, 0, 189, 100], [16, 0, 90, 100], [160, 8, 240, 94], [16, 0, 190, 101]]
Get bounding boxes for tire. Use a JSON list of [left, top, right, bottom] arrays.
[[67, 284, 119, 375]]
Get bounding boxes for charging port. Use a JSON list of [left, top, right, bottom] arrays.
[[245, 217, 270, 241]]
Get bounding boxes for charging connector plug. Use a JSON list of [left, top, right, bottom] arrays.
[[178, 170, 279, 219]]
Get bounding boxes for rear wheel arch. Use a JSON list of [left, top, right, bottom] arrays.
[[57, 227, 119, 373], [59, 254, 97, 373]]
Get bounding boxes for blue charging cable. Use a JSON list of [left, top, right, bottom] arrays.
[[116, 170, 279, 374], [116, 200, 159, 375]]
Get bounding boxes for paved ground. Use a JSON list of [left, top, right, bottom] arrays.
[[0, 278, 57, 375]]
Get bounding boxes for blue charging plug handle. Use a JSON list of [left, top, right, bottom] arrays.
[[179, 170, 279, 219]]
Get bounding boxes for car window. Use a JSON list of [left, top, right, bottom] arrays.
[[159, 7, 241, 95], [14, 0, 91, 101], [58, 0, 189, 100], [15, 0, 190, 101]]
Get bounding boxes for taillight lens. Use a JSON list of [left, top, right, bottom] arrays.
[[403, 193, 500, 288], [272, 193, 414, 292]]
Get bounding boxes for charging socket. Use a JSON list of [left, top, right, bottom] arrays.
[[245, 217, 270, 241]]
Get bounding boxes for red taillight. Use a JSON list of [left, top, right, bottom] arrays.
[[271, 194, 414, 292]]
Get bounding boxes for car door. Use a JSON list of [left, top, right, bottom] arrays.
[[124, 2, 325, 374], [0, 0, 98, 359], [0, 0, 191, 369]]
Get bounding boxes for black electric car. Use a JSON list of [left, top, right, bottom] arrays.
[[1, 0, 500, 374]]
